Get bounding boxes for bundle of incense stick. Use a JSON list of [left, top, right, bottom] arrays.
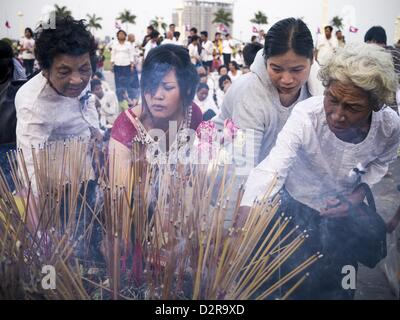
[[0, 138, 319, 300]]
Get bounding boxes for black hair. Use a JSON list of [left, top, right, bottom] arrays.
[[0, 40, 14, 82], [197, 83, 209, 91], [215, 32, 221, 37], [324, 25, 333, 32], [264, 17, 314, 60], [94, 71, 104, 80], [191, 35, 200, 43], [218, 64, 228, 74], [24, 27, 34, 37], [229, 60, 239, 70], [169, 24, 175, 28], [150, 30, 160, 40], [251, 35, 257, 42], [90, 78, 102, 90], [35, 16, 96, 70], [364, 26, 387, 45], [243, 42, 263, 66], [173, 31, 180, 40], [200, 31, 208, 38], [147, 25, 155, 31], [218, 75, 231, 91], [141, 44, 199, 108], [116, 29, 127, 38], [190, 27, 198, 34]]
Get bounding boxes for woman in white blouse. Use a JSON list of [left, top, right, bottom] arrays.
[[110, 30, 134, 101], [239, 43, 400, 299], [20, 27, 35, 76]]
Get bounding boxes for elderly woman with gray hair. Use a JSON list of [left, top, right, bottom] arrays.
[[239, 43, 400, 299]]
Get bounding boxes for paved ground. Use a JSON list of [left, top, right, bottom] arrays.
[[103, 70, 400, 300]]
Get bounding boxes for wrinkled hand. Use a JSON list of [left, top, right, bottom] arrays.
[[320, 186, 366, 218], [320, 197, 351, 218]]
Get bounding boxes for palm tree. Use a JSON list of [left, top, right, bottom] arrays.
[[150, 17, 167, 33], [116, 9, 136, 32], [212, 9, 233, 28], [331, 16, 344, 30], [54, 4, 72, 17], [86, 14, 102, 35], [250, 11, 268, 27]]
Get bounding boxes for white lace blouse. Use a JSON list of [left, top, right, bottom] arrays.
[[241, 96, 400, 211]]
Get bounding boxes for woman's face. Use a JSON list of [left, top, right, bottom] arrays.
[[43, 53, 92, 98], [324, 81, 372, 137], [219, 67, 228, 76], [25, 30, 32, 38], [144, 70, 183, 120], [117, 32, 126, 41], [228, 63, 235, 72], [267, 49, 311, 97], [197, 88, 209, 101]]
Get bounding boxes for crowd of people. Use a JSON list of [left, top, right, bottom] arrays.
[[1, 13, 400, 299]]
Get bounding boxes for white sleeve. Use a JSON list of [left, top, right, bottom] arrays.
[[82, 96, 100, 129], [15, 97, 53, 183], [241, 107, 307, 206], [362, 114, 400, 186]]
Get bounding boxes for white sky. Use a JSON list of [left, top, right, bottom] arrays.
[[0, 0, 399, 44]]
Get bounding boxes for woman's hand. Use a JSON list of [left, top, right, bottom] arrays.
[[320, 186, 366, 218]]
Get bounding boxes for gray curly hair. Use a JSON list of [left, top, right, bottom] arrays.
[[318, 43, 397, 110]]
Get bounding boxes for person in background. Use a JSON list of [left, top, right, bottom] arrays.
[[188, 35, 202, 67], [228, 60, 242, 82], [161, 31, 176, 45], [243, 41, 263, 67], [194, 83, 219, 120], [250, 35, 258, 43], [111, 30, 134, 101], [20, 27, 35, 76], [222, 33, 234, 66], [200, 31, 214, 73], [315, 25, 338, 66], [213, 32, 223, 62], [141, 25, 155, 48], [173, 31, 181, 44], [364, 26, 400, 76], [365, 25, 400, 113], [233, 48, 244, 67], [187, 27, 198, 46], [91, 79, 120, 129], [144, 30, 160, 59], [215, 74, 232, 107], [336, 30, 346, 48]]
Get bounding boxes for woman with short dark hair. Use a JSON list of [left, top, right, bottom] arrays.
[[15, 16, 99, 187]]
